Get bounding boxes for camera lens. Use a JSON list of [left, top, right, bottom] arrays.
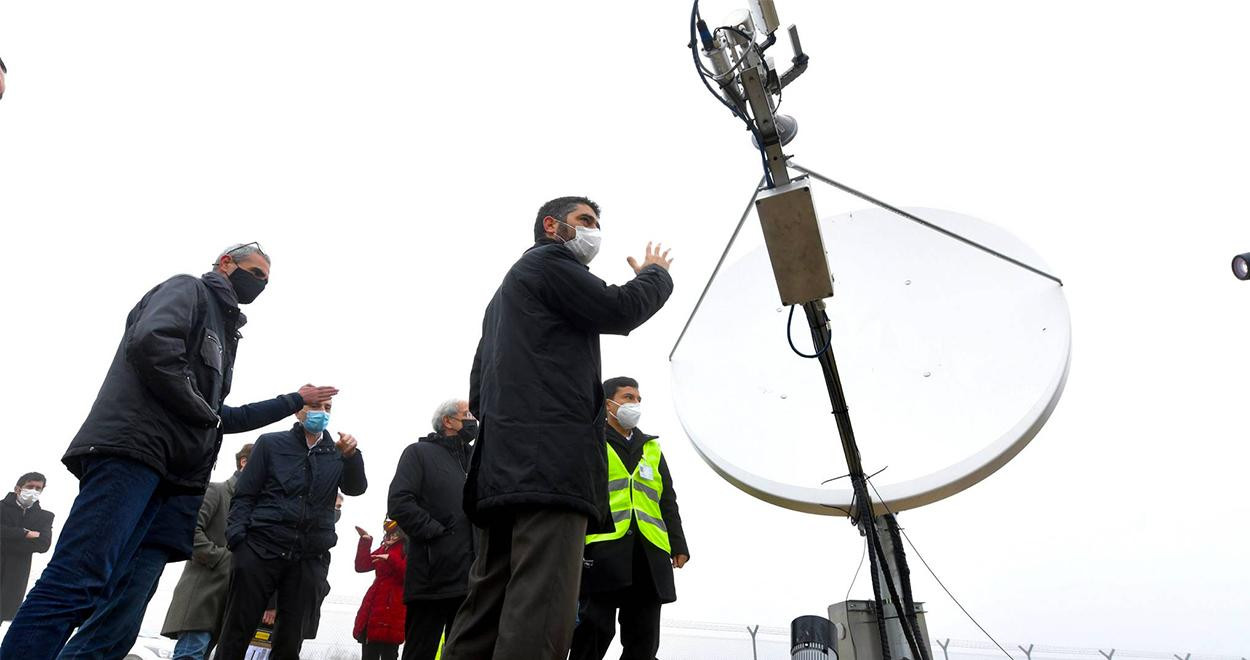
[[1233, 253, 1250, 281]]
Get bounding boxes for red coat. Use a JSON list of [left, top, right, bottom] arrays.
[[353, 537, 408, 644]]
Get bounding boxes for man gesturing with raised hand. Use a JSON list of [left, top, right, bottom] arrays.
[[443, 196, 674, 660]]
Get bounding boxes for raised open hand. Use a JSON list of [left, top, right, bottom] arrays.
[[627, 242, 673, 274], [298, 384, 339, 405]]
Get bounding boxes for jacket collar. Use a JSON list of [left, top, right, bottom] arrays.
[[290, 423, 334, 450], [420, 431, 470, 452], [202, 271, 248, 329], [606, 425, 654, 453], [226, 472, 240, 496], [1, 491, 41, 512], [527, 238, 583, 265]]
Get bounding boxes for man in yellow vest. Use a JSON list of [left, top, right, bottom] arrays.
[[569, 377, 689, 660]]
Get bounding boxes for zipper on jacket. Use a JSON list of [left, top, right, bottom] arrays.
[[292, 441, 315, 558]]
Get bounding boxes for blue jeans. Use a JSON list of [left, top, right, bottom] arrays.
[[0, 457, 163, 660], [57, 545, 171, 659], [172, 631, 214, 660]]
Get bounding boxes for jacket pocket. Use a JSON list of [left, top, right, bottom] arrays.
[[200, 331, 224, 374], [198, 331, 225, 409]]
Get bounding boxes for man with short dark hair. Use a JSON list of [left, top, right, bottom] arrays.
[[0, 244, 339, 660], [443, 197, 674, 660], [1, 472, 54, 622], [388, 398, 478, 660], [569, 377, 689, 660], [216, 397, 367, 660], [160, 444, 255, 660]]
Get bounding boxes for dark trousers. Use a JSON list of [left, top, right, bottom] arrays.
[[442, 509, 587, 660], [0, 457, 164, 660], [58, 544, 171, 659], [568, 587, 663, 660], [402, 596, 464, 660], [215, 543, 320, 660], [363, 641, 400, 660]]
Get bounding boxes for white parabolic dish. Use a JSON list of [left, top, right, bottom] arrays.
[[670, 206, 1071, 516]]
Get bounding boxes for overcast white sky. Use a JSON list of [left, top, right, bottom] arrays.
[[2, 1, 1248, 657]]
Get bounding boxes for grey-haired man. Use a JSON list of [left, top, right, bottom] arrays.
[[0, 243, 338, 660]]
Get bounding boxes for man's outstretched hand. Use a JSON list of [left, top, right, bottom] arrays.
[[299, 384, 338, 405], [627, 242, 673, 274]]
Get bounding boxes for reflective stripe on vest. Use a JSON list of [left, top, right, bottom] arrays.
[[585, 438, 671, 554]]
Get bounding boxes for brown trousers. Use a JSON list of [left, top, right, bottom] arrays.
[[442, 508, 588, 660]]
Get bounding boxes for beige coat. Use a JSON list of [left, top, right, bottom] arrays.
[[161, 475, 236, 638]]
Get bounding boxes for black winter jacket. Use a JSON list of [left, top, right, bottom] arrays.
[[63, 272, 304, 493], [387, 433, 474, 602], [1, 494, 55, 620], [580, 427, 689, 603], [466, 241, 673, 525], [226, 424, 367, 559], [142, 393, 314, 562]]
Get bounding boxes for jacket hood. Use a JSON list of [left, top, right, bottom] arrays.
[[202, 271, 247, 329]]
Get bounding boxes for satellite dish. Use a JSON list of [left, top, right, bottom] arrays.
[[670, 206, 1070, 516]]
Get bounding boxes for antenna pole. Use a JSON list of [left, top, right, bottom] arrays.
[[690, 3, 932, 657], [802, 302, 930, 660]]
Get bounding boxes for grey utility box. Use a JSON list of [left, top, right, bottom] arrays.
[[828, 600, 931, 660], [755, 177, 834, 306]]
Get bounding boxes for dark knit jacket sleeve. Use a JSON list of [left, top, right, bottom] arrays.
[[659, 455, 689, 558], [226, 437, 268, 549], [387, 445, 448, 541], [339, 449, 367, 496], [538, 256, 674, 336], [220, 392, 304, 434]]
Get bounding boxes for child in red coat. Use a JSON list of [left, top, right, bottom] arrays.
[[354, 520, 408, 660]]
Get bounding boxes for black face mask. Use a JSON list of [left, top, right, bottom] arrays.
[[334, 509, 342, 524], [228, 267, 267, 305], [457, 418, 479, 442]]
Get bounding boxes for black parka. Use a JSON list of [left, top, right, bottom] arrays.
[[0, 494, 55, 620], [387, 432, 474, 602], [226, 424, 367, 558], [466, 241, 674, 525], [62, 272, 303, 493], [580, 427, 689, 603]]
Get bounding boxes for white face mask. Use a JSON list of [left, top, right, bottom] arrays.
[[558, 222, 602, 265], [612, 402, 642, 430], [17, 488, 40, 507]]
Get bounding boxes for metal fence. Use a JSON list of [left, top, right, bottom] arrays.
[[168, 597, 1243, 660]]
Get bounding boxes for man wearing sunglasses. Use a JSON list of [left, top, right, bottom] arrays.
[[0, 243, 338, 660]]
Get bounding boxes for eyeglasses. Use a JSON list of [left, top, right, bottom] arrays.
[[228, 242, 269, 260], [220, 242, 269, 279]]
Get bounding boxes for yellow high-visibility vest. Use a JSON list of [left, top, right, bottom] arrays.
[[586, 437, 671, 554]]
